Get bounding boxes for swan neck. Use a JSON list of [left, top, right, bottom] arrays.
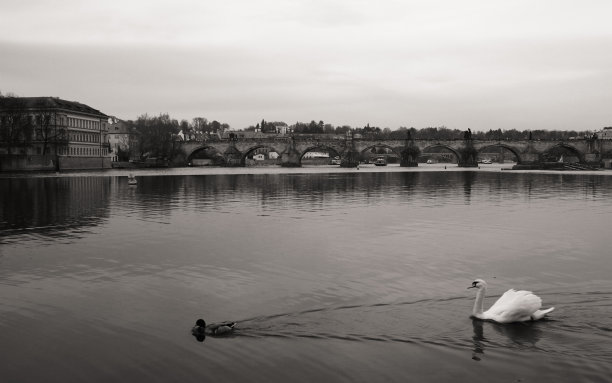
[[473, 287, 486, 316]]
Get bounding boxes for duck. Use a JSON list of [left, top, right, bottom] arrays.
[[468, 279, 555, 323], [191, 318, 237, 337]]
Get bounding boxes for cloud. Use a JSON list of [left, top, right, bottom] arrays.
[[1, 1, 611, 130]]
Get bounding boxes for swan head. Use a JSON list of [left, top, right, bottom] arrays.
[[468, 279, 487, 290]]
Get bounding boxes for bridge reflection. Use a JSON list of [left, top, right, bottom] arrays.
[[2, 172, 610, 243]]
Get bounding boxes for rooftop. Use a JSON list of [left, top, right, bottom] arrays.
[[109, 119, 131, 134], [0, 97, 107, 117]]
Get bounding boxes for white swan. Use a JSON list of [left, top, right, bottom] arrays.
[[468, 279, 555, 323]]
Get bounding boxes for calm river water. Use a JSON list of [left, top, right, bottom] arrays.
[[1, 165, 611, 382]]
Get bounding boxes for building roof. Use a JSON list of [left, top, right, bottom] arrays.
[[109, 119, 132, 134], [0, 97, 108, 118]]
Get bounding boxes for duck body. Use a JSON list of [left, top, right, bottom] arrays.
[[469, 279, 555, 324], [192, 319, 236, 336]]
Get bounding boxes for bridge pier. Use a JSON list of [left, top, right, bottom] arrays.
[[458, 141, 478, 167], [280, 136, 302, 167], [584, 138, 602, 165], [519, 153, 540, 165], [340, 131, 361, 168], [340, 150, 360, 168], [223, 142, 243, 167], [400, 139, 420, 167], [280, 149, 301, 167], [340, 132, 359, 168]]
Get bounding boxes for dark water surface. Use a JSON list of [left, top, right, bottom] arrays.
[[1, 167, 611, 382]]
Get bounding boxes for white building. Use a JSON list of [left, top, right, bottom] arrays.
[[303, 151, 329, 159], [107, 117, 134, 161], [275, 125, 293, 135], [598, 127, 612, 139]]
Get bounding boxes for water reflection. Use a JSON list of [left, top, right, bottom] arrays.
[[115, 172, 612, 215], [471, 320, 486, 361], [1, 177, 111, 242], [1, 169, 611, 382], [3, 171, 612, 243], [471, 319, 543, 361], [463, 171, 476, 204]]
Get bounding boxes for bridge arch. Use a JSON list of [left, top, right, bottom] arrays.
[[241, 144, 283, 166], [186, 145, 225, 166], [421, 144, 461, 163], [476, 144, 522, 164], [299, 145, 342, 164], [187, 145, 220, 159], [300, 145, 342, 159], [359, 144, 402, 157], [542, 143, 584, 163]]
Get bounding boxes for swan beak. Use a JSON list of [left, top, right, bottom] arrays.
[[467, 286, 475, 289]]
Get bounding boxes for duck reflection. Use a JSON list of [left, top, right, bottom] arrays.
[[471, 319, 542, 361], [193, 333, 206, 342]]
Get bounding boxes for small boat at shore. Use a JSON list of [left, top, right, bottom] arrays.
[[374, 157, 387, 166], [128, 174, 137, 185]]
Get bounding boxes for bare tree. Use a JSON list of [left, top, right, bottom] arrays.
[[0, 111, 33, 155], [191, 117, 209, 140], [134, 114, 179, 159], [33, 111, 68, 155]]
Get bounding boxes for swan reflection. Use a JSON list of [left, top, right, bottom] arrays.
[[471, 319, 543, 361], [471, 320, 485, 361]]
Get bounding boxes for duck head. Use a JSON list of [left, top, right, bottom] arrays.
[[192, 319, 207, 342]]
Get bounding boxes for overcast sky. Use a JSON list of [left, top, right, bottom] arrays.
[[1, 0, 611, 131]]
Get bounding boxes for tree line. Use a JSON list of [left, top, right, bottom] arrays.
[[1, 88, 601, 161], [239, 119, 593, 141]]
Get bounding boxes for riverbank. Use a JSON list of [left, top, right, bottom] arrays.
[[1, 163, 610, 179]]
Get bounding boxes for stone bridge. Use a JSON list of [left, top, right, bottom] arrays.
[[174, 134, 611, 168]]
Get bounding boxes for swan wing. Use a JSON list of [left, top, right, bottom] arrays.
[[532, 307, 555, 320], [484, 289, 542, 323], [486, 289, 521, 311]]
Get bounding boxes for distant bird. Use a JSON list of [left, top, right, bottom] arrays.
[[192, 319, 236, 337], [468, 279, 555, 323]]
